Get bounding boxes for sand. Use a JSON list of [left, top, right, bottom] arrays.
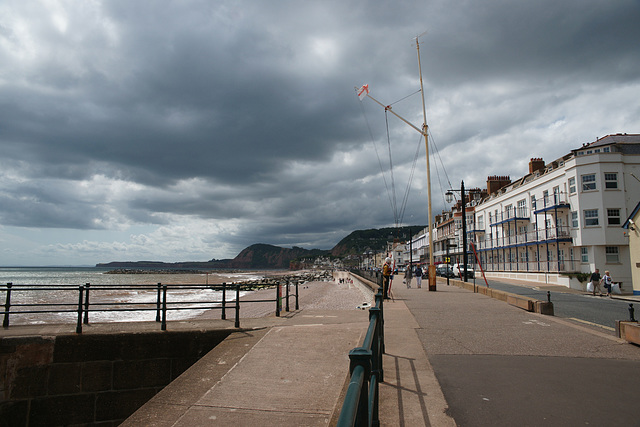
[[195, 271, 375, 319]]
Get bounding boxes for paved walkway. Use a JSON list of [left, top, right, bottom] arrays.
[[9, 273, 640, 425], [122, 274, 640, 426], [387, 278, 640, 426]]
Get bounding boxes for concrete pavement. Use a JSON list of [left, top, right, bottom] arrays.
[[7, 273, 640, 426], [390, 278, 640, 426], [124, 274, 640, 426]]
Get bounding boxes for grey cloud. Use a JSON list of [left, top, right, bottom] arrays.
[[0, 0, 639, 264]]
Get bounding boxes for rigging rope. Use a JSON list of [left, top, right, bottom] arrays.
[[385, 110, 399, 226], [358, 96, 395, 217], [398, 133, 424, 225], [388, 89, 422, 107]]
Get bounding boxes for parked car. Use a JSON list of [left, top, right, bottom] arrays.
[[435, 264, 455, 278], [452, 263, 475, 279]]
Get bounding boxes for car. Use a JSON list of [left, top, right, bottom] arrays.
[[435, 264, 455, 278], [451, 263, 475, 279]]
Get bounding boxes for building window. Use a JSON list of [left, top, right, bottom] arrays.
[[581, 247, 588, 263], [517, 199, 526, 217], [584, 209, 599, 226], [478, 215, 484, 229], [568, 177, 576, 194], [582, 174, 596, 191], [607, 209, 621, 225], [606, 246, 619, 263], [505, 204, 513, 219], [571, 211, 579, 227], [604, 173, 618, 189], [531, 195, 536, 210]]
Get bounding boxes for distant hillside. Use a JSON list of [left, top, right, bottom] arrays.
[[97, 244, 329, 270], [330, 226, 425, 257], [225, 243, 328, 269], [97, 226, 425, 269]]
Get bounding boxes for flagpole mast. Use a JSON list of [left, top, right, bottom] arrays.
[[415, 37, 436, 291], [356, 34, 436, 290]]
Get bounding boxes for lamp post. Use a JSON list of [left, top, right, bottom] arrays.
[[445, 241, 456, 287], [446, 180, 468, 282]]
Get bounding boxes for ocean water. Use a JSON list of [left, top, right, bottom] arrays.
[[0, 267, 265, 325]]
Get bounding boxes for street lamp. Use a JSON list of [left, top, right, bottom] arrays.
[[445, 180, 468, 282], [445, 242, 456, 287]]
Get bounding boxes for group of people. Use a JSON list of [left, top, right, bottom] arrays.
[[402, 263, 425, 289], [589, 268, 614, 296], [382, 257, 425, 298]]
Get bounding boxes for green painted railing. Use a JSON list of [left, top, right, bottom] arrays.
[[2, 281, 299, 333], [337, 272, 384, 427]]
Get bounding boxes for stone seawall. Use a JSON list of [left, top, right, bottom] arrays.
[[0, 329, 232, 426]]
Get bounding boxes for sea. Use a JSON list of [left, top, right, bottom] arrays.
[[0, 267, 266, 326]]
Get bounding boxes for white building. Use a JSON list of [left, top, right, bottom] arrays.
[[408, 227, 430, 265], [470, 133, 640, 289]]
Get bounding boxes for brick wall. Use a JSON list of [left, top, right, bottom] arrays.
[[0, 329, 232, 426]]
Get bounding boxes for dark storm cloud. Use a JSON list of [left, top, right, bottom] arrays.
[[1, 0, 639, 264]]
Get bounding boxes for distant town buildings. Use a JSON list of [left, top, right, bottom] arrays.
[[403, 133, 640, 291]]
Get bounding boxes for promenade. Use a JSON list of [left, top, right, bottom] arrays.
[[124, 273, 640, 426], [5, 272, 640, 426], [386, 280, 640, 426]]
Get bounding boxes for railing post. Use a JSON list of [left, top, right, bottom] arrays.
[[161, 284, 167, 331], [349, 347, 372, 426], [295, 281, 299, 310], [376, 288, 385, 355], [234, 284, 240, 328], [221, 282, 227, 320], [83, 283, 90, 324], [156, 283, 161, 322], [369, 307, 383, 383], [3, 283, 12, 328], [276, 283, 281, 317], [76, 285, 84, 334], [285, 280, 290, 312]]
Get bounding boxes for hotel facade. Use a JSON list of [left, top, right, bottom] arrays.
[[414, 134, 640, 290]]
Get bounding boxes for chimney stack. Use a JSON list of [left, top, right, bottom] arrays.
[[529, 158, 545, 174], [486, 176, 511, 195]]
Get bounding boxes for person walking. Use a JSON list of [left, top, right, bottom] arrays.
[[590, 269, 602, 296], [414, 264, 423, 289], [603, 270, 613, 297], [382, 257, 392, 299], [404, 265, 413, 288]]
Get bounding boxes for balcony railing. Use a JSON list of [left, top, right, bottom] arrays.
[[479, 260, 579, 273], [489, 207, 530, 225], [475, 226, 572, 250], [533, 193, 570, 213]]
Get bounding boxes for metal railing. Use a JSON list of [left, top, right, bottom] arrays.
[[476, 226, 573, 250], [2, 281, 299, 333], [337, 273, 385, 427]]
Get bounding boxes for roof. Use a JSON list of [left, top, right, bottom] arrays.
[[578, 133, 640, 150]]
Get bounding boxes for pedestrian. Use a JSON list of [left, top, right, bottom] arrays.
[[404, 265, 413, 288], [603, 270, 613, 297], [414, 264, 423, 289], [589, 269, 602, 296], [382, 257, 392, 299]]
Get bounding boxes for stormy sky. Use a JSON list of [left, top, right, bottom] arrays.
[[1, 0, 639, 266]]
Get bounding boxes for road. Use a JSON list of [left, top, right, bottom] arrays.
[[456, 276, 638, 332]]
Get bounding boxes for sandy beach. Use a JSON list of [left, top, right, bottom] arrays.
[[195, 270, 375, 319]]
